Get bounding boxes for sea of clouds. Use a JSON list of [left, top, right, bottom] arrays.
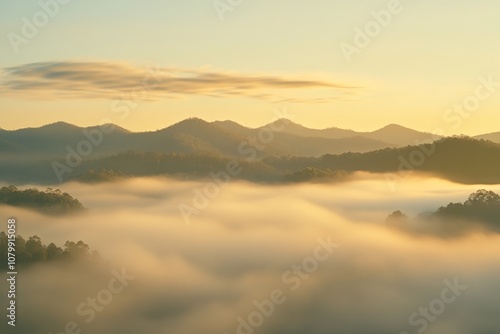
[[1, 174, 500, 334]]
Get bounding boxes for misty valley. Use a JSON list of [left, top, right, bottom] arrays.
[[2, 1, 500, 333], [1, 173, 500, 333], [2, 120, 500, 334]]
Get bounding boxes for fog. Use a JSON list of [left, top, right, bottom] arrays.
[[1, 174, 500, 334]]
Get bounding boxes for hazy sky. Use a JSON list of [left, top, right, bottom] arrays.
[[0, 0, 499, 135]]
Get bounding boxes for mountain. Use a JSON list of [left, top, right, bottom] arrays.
[[212, 120, 255, 136], [264, 136, 500, 184], [3, 119, 500, 185], [0, 118, 397, 160], [263, 133, 393, 156], [359, 124, 440, 146], [0, 119, 232, 158], [0, 137, 29, 153], [475, 132, 500, 144], [212, 119, 394, 156], [2, 135, 500, 185], [260, 119, 358, 139], [213, 119, 359, 141], [216, 119, 441, 147], [0, 122, 130, 158], [61, 136, 500, 185]]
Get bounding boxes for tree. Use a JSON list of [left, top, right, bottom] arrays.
[[389, 190, 500, 236], [386, 210, 408, 230], [64, 240, 90, 258], [15, 235, 29, 264], [0, 234, 99, 267], [46, 243, 63, 260], [465, 189, 500, 207], [25, 235, 47, 262]]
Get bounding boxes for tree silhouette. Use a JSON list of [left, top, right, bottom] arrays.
[[0, 233, 99, 269], [47, 243, 63, 260], [386, 210, 408, 230], [0, 186, 85, 214], [387, 189, 500, 235], [25, 236, 47, 262], [465, 189, 500, 206], [64, 240, 90, 258]]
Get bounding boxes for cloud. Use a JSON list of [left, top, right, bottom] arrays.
[[2, 176, 500, 333], [0, 61, 360, 103]]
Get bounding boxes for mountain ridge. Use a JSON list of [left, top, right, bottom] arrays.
[[1, 119, 499, 162], [0, 118, 415, 159], [2, 135, 498, 185], [1, 118, 490, 141]]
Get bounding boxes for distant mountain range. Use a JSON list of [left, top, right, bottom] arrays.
[[475, 132, 500, 143], [1, 119, 500, 185], [214, 119, 444, 147], [0, 118, 458, 159], [2, 119, 497, 161]]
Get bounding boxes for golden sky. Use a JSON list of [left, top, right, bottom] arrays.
[[0, 0, 499, 135]]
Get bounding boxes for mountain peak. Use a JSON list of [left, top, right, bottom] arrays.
[[371, 124, 428, 136], [88, 123, 129, 133], [264, 118, 303, 130], [163, 117, 213, 132], [378, 124, 411, 131], [212, 120, 252, 133], [42, 121, 79, 128], [173, 117, 208, 126], [17, 121, 82, 133]]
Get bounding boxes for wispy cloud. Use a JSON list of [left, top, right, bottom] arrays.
[[0, 61, 360, 103]]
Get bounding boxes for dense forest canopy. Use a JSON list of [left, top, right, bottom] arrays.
[[0, 233, 99, 269], [387, 189, 500, 235], [0, 186, 85, 214]]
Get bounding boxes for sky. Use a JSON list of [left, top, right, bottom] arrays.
[[0, 0, 499, 135]]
